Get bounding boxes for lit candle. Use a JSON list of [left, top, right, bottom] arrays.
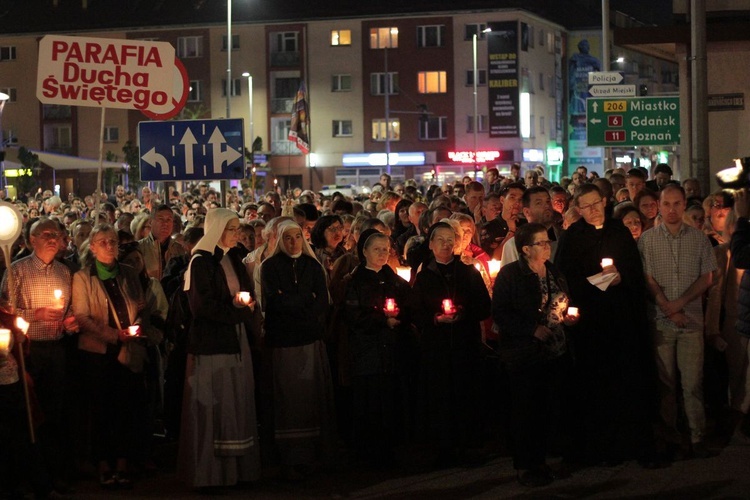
[[238, 291, 251, 305], [488, 259, 501, 279], [442, 299, 455, 315], [52, 289, 64, 309], [15, 317, 29, 335], [567, 306, 579, 317], [385, 298, 397, 313], [474, 263, 481, 271], [601, 258, 613, 268], [0, 329, 10, 355], [396, 266, 411, 283], [128, 325, 140, 336]]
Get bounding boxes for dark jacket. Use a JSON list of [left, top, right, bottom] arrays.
[[261, 253, 329, 348], [731, 216, 750, 337], [410, 257, 491, 353], [492, 258, 569, 350], [186, 247, 254, 355], [344, 264, 411, 377]]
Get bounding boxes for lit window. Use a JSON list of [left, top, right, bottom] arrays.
[[370, 27, 398, 49], [418, 71, 447, 94], [418, 25, 445, 48], [333, 120, 353, 137], [371, 119, 400, 141], [331, 30, 352, 46], [332, 74, 352, 92], [419, 116, 448, 140]]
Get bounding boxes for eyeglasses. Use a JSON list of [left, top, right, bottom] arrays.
[[577, 199, 604, 212], [35, 231, 62, 240], [529, 240, 552, 247], [93, 239, 118, 247], [224, 227, 242, 233], [326, 225, 343, 233], [711, 203, 726, 209]]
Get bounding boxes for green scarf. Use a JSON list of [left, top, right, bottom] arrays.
[[95, 260, 119, 281]]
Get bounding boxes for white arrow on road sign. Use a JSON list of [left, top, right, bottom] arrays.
[[141, 147, 170, 175], [590, 118, 601, 124], [588, 71, 624, 84], [208, 127, 243, 175], [180, 128, 198, 174], [589, 84, 636, 97], [592, 102, 599, 113]]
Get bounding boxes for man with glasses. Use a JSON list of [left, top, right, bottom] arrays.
[[1, 218, 79, 493], [137, 204, 186, 281], [555, 184, 661, 468]]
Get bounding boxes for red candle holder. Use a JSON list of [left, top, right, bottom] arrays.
[[385, 298, 397, 313], [442, 299, 455, 315]]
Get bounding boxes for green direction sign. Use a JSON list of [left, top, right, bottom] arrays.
[[586, 96, 680, 147]]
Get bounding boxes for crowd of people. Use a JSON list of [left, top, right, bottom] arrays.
[[0, 163, 749, 497]]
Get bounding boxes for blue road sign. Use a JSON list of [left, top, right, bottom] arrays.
[[138, 119, 245, 181]]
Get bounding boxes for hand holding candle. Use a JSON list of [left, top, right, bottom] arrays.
[[15, 317, 29, 335], [600, 258, 613, 269], [52, 289, 64, 310], [0, 329, 11, 357], [488, 259, 501, 279], [238, 291, 251, 305], [442, 299, 455, 316], [564, 306, 581, 326], [384, 297, 399, 317], [127, 325, 140, 337]]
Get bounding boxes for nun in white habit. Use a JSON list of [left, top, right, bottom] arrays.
[[178, 208, 261, 491], [259, 220, 335, 479]]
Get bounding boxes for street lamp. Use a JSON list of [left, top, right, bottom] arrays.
[[0, 91, 9, 192], [226, 1, 232, 118], [472, 28, 490, 179], [241, 72, 253, 157]]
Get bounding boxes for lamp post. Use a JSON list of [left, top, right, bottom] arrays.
[[241, 72, 253, 156], [226, 0, 232, 118], [472, 33, 478, 179], [0, 91, 9, 192], [472, 28, 490, 180]]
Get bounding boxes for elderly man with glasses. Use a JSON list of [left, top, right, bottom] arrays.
[[555, 184, 662, 468], [1, 218, 80, 493]]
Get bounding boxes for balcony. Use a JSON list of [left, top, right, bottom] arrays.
[[270, 51, 300, 67], [271, 140, 302, 155], [271, 98, 294, 114]]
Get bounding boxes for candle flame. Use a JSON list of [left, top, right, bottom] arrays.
[[53, 289, 63, 300], [15, 317, 29, 334]]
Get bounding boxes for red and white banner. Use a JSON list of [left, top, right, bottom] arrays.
[[37, 35, 179, 116]]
